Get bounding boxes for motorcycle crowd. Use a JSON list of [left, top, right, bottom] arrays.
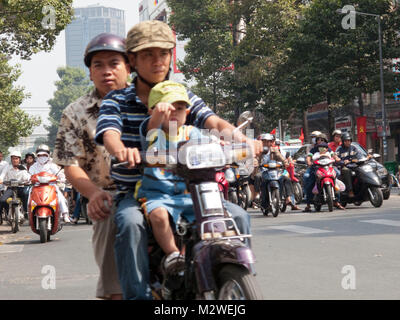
[[0, 144, 88, 243], [0, 128, 390, 242], [217, 129, 390, 217]]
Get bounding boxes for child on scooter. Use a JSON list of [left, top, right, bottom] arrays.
[[135, 80, 206, 276]]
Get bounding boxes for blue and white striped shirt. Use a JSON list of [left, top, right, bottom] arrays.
[[95, 81, 215, 192]]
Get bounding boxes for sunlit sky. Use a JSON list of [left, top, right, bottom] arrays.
[[11, 0, 140, 134]]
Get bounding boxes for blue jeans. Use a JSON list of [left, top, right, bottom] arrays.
[[113, 192, 152, 300], [73, 192, 81, 219], [223, 200, 251, 247], [303, 167, 316, 205], [113, 192, 252, 300]]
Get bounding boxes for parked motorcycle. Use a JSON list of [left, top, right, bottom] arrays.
[[339, 156, 383, 208], [259, 159, 285, 217], [113, 140, 262, 300], [29, 172, 62, 243], [3, 179, 27, 233]]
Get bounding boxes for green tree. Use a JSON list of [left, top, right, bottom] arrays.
[[281, 0, 400, 125], [46, 67, 91, 148], [0, 0, 74, 59], [0, 54, 41, 152], [167, 0, 301, 129]]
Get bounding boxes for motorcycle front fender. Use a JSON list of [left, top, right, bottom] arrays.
[[268, 181, 280, 189], [361, 174, 382, 187], [36, 207, 53, 218], [193, 240, 256, 294]]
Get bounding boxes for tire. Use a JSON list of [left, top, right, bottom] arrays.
[[368, 187, 383, 208], [238, 184, 252, 211], [228, 191, 238, 205], [39, 219, 48, 243], [271, 188, 280, 217], [293, 182, 303, 204], [325, 184, 334, 212], [244, 184, 252, 210], [382, 188, 390, 200], [11, 206, 18, 233], [0, 208, 3, 226], [217, 265, 263, 300]]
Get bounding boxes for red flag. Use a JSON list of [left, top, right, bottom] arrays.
[[299, 128, 304, 144], [270, 128, 276, 135], [356, 116, 367, 148]]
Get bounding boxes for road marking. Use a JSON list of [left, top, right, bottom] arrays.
[[0, 245, 24, 254], [268, 225, 332, 234], [360, 219, 400, 227]]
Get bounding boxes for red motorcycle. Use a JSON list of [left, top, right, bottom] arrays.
[[215, 170, 228, 200], [312, 157, 337, 212], [29, 172, 62, 243]]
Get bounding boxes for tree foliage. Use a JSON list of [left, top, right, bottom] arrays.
[[274, 0, 400, 116], [167, 0, 400, 134], [46, 67, 91, 148], [167, 0, 302, 130], [0, 0, 74, 59], [0, 54, 41, 152]]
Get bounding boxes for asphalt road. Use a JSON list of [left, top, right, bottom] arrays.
[[0, 195, 399, 300]]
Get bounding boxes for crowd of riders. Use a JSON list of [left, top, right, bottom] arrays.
[[248, 128, 374, 213], [0, 146, 75, 225]]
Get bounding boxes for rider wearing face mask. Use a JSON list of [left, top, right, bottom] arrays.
[[29, 145, 71, 223]]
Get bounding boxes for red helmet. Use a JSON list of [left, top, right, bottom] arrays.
[[84, 33, 127, 67]]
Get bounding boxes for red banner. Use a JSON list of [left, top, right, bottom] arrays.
[[357, 116, 367, 148], [299, 128, 304, 144]]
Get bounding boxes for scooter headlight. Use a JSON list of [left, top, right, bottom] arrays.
[[182, 143, 226, 169], [224, 168, 236, 183]]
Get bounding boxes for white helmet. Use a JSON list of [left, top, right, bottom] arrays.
[[260, 133, 274, 141], [332, 129, 342, 136], [311, 131, 322, 138], [10, 150, 21, 158]]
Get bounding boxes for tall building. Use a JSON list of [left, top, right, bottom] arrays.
[[65, 5, 125, 72]]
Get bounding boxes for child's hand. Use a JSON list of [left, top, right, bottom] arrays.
[[148, 102, 176, 130]]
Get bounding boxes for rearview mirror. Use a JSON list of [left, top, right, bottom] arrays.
[[237, 111, 253, 126]]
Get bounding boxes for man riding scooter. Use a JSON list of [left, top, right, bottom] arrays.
[[303, 132, 344, 212], [259, 133, 300, 211], [335, 133, 365, 199], [0, 151, 31, 223], [29, 145, 71, 223]]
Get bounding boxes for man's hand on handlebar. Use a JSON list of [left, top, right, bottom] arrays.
[[114, 147, 141, 169]]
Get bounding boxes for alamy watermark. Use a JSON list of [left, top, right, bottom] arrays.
[[341, 265, 356, 290], [41, 265, 56, 290], [41, 5, 56, 30]]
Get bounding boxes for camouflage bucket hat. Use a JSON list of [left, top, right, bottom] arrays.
[[148, 80, 191, 110], [126, 20, 176, 53]]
